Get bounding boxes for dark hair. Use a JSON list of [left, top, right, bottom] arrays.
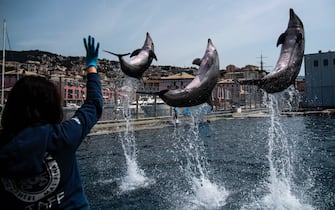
[[1, 75, 63, 137]]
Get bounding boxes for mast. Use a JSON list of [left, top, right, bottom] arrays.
[[257, 52, 271, 72], [1, 19, 6, 107], [257, 53, 266, 71]]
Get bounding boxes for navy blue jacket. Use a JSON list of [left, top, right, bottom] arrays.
[[0, 73, 103, 209]]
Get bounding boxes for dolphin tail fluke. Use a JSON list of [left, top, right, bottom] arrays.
[[136, 91, 152, 94], [136, 89, 168, 96], [136, 91, 159, 95], [157, 89, 169, 96], [104, 50, 131, 58]]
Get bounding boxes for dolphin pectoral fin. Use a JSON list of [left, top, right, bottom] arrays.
[[276, 32, 287, 47], [149, 50, 158, 60], [130, 49, 142, 57], [192, 58, 201, 66], [104, 50, 131, 57]]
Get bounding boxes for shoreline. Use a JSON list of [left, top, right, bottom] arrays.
[[88, 110, 235, 136], [87, 109, 268, 137], [87, 108, 335, 136]]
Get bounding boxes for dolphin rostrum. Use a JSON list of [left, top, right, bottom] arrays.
[[138, 39, 220, 108], [238, 8, 304, 93], [104, 32, 157, 79]]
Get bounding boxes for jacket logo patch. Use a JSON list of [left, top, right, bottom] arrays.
[[1, 153, 61, 203]]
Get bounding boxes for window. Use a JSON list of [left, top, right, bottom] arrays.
[[313, 60, 318, 67], [323, 59, 328, 66], [75, 90, 79, 99], [68, 89, 73, 99], [333, 58, 335, 65]]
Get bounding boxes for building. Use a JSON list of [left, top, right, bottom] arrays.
[[139, 66, 265, 111], [0, 69, 114, 108], [0, 49, 275, 114], [0, 69, 39, 103], [304, 51, 335, 107], [212, 79, 237, 110], [214, 64, 265, 110], [159, 72, 194, 90]]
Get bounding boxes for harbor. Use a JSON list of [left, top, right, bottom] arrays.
[[86, 107, 335, 136]]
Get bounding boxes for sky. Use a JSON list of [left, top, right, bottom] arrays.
[[1, 0, 335, 76]]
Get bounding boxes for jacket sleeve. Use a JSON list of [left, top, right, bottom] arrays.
[[52, 73, 103, 151]]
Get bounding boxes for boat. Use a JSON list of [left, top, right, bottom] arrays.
[[114, 98, 145, 118], [64, 103, 80, 109]]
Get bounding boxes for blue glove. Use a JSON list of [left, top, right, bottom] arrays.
[[84, 35, 99, 68]]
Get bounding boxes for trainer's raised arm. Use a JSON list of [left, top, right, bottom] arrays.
[[84, 35, 100, 73]]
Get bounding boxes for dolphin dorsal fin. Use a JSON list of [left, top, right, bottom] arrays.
[[276, 32, 287, 47], [130, 49, 142, 57], [192, 58, 202, 66]]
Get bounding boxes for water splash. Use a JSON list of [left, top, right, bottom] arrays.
[[173, 104, 229, 209], [119, 154, 153, 192], [262, 93, 312, 209], [245, 88, 314, 209], [118, 77, 153, 192], [190, 176, 228, 209]]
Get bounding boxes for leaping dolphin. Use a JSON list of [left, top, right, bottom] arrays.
[[138, 39, 220, 108], [238, 8, 305, 93], [104, 32, 157, 79]]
